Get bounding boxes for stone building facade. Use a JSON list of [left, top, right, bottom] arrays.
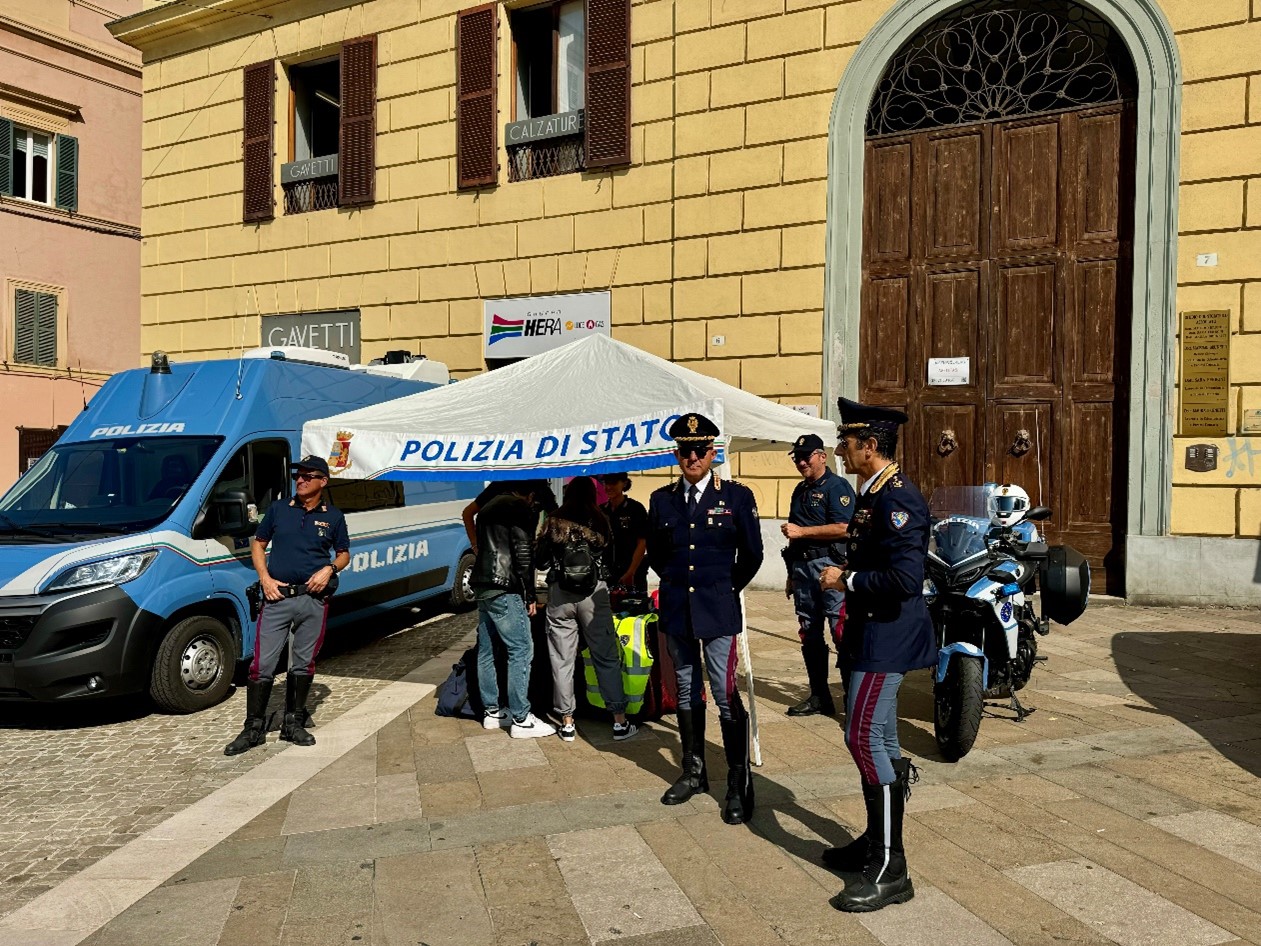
[[112, 0, 1261, 603], [0, 0, 142, 484]]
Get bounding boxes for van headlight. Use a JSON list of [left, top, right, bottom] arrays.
[[45, 551, 158, 593]]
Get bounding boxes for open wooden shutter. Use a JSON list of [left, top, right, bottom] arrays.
[[242, 60, 275, 223], [0, 118, 12, 197], [339, 35, 377, 206], [584, 0, 631, 168], [55, 134, 78, 212], [456, 5, 498, 190]]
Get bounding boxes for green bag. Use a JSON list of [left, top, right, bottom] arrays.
[[582, 613, 656, 715]]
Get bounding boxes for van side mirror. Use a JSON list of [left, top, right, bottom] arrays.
[[197, 488, 252, 538], [1026, 506, 1052, 522]]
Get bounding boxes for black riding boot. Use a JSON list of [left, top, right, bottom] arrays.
[[822, 757, 917, 871], [661, 708, 708, 805], [280, 673, 317, 746], [720, 711, 754, 825], [789, 646, 836, 716], [830, 779, 914, 912], [224, 679, 273, 756]]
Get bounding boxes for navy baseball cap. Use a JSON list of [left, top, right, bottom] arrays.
[[789, 433, 825, 457], [290, 455, 330, 477]]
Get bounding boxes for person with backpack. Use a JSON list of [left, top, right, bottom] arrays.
[[535, 477, 639, 744]]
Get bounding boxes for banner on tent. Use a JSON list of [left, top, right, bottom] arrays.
[[302, 400, 725, 481]]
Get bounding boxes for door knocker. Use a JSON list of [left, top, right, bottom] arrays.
[[937, 429, 958, 457], [1011, 428, 1033, 457]]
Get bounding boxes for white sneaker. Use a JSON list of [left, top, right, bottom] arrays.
[[483, 708, 510, 730], [613, 721, 639, 742], [510, 712, 557, 739]]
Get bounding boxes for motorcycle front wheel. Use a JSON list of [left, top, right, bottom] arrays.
[[934, 656, 985, 761]]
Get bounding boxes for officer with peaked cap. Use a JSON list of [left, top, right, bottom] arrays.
[[782, 432, 856, 716], [646, 412, 764, 824], [817, 398, 935, 912]]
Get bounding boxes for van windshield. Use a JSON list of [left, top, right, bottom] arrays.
[[0, 436, 223, 537]]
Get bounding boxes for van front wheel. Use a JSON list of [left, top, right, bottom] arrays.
[[450, 552, 477, 609], [150, 615, 235, 713]]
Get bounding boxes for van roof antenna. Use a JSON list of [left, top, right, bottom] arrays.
[[236, 289, 260, 400]]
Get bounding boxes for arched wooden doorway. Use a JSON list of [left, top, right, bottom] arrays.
[[859, 0, 1136, 593]]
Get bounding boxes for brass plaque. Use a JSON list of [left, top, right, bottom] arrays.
[[1179, 310, 1231, 436]]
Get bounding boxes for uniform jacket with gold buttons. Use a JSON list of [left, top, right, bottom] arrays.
[[842, 463, 936, 673], [646, 475, 764, 640]]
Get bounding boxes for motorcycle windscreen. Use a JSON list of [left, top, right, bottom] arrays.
[[1039, 545, 1090, 625], [931, 517, 990, 565]]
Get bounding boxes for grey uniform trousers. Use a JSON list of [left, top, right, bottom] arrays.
[[250, 592, 329, 683], [546, 580, 628, 717]]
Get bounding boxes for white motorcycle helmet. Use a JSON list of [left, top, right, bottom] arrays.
[[987, 484, 1030, 527]]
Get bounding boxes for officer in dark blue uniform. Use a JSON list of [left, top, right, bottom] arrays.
[[647, 412, 764, 824], [782, 433, 855, 716], [224, 456, 350, 756], [817, 399, 935, 913]]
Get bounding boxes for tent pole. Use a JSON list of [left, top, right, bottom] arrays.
[[738, 589, 762, 766]]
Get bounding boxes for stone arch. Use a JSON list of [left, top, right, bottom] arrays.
[[823, 0, 1181, 538]]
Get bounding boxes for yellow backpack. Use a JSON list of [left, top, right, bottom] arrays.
[[582, 613, 656, 715]]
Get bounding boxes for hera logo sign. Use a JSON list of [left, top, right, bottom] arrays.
[[483, 291, 610, 358]]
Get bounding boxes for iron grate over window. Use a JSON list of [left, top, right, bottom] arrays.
[[283, 177, 339, 214], [867, 0, 1135, 136], [508, 133, 585, 182]]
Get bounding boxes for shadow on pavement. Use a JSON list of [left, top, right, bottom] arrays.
[[0, 596, 477, 731], [1112, 627, 1261, 779]]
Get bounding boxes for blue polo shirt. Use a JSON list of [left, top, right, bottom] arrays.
[[788, 468, 856, 552], [254, 497, 350, 585]]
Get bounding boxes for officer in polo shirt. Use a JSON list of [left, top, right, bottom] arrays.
[[782, 433, 856, 717], [224, 455, 350, 756]]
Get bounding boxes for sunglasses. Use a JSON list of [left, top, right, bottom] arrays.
[[291, 471, 324, 482], [675, 445, 711, 459], [793, 451, 823, 464]]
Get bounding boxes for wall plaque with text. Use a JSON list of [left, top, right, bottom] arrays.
[[1179, 310, 1230, 436]]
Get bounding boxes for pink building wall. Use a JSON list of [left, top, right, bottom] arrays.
[[0, 0, 141, 485]]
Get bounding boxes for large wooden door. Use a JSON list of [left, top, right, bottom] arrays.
[[860, 105, 1131, 594]]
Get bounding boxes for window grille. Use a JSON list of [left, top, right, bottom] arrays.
[[507, 134, 585, 182], [867, 0, 1135, 136], [283, 177, 339, 214]]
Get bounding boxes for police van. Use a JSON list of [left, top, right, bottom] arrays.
[[0, 348, 478, 712]]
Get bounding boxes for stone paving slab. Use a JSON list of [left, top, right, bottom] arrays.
[[5, 598, 1261, 946]]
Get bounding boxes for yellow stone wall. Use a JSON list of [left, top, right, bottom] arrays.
[[135, 0, 1260, 531]]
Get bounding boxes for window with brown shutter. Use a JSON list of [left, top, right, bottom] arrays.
[[339, 35, 376, 206], [457, 4, 498, 190], [242, 60, 275, 223], [585, 0, 631, 169]]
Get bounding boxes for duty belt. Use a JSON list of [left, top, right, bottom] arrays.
[[276, 584, 310, 598], [785, 545, 835, 563]]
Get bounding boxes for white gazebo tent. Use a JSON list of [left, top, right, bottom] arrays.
[[301, 334, 837, 762]]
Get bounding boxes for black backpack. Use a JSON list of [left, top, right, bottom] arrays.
[[558, 538, 599, 597]]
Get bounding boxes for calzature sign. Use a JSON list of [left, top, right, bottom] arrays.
[[262, 310, 361, 363], [504, 110, 583, 145], [483, 291, 610, 358]]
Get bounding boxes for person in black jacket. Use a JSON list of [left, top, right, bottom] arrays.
[[818, 398, 936, 913], [471, 480, 556, 739]]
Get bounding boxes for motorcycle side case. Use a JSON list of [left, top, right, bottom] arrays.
[[1040, 545, 1090, 625]]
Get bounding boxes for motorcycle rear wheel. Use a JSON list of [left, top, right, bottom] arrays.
[[934, 657, 984, 761]]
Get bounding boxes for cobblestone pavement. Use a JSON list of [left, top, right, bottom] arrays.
[[7, 594, 1261, 946], [0, 603, 476, 920]]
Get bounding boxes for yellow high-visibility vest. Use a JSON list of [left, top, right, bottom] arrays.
[[582, 613, 655, 714]]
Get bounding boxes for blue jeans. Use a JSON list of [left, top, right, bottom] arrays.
[[477, 593, 533, 722]]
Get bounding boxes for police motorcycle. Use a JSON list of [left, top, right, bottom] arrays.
[[925, 484, 1090, 761]]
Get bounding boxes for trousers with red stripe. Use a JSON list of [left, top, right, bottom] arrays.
[[250, 593, 329, 684], [844, 670, 904, 785]]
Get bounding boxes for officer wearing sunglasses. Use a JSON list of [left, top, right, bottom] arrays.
[[647, 412, 763, 825], [224, 455, 349, 756]]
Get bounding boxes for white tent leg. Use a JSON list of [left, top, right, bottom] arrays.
[[738, 590, 762, 767]]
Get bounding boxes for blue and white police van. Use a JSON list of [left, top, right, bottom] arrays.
[[0, 348, 478, 712]]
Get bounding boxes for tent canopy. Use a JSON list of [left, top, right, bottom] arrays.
[[301, 334, 836, 481]]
